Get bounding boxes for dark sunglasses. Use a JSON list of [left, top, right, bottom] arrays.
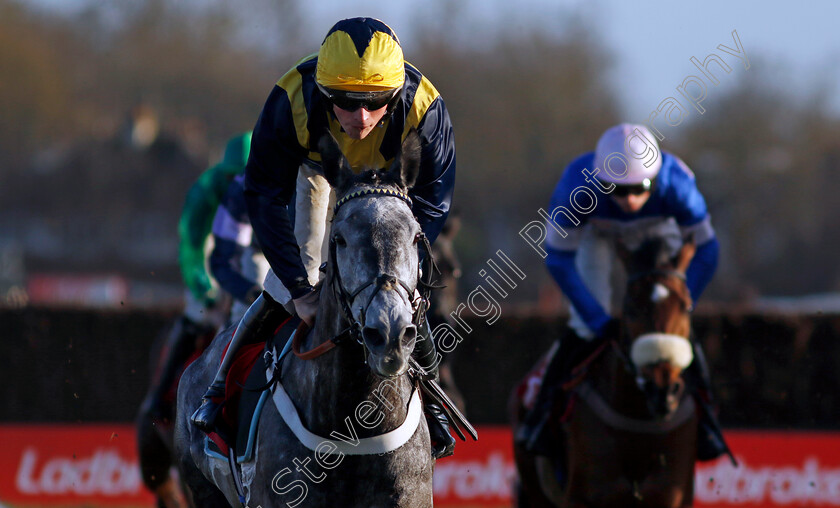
[[610, 177, 654, 197], [317, 83, 401, 112]]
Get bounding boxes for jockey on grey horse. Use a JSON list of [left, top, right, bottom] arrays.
[[517, 123, 731, 463], [175, 131, 438, 507], [190, 17, 458, 459]]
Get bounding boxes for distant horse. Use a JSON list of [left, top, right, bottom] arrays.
[[136, 317, 217, 508], [513, 238, 699, 508], [174, 130, 434, 507]]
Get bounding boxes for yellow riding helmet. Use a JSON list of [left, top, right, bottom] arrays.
[[316, 18, 405, 92]]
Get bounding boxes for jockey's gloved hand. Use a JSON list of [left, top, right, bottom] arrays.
[[596, 317, 622, 341], [293, 286, 320, 327]]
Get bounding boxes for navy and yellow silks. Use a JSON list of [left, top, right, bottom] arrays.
[[316, 18, 405, 91], [244, 19, 456, 298]]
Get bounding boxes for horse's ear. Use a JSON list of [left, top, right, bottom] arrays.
[[387, 128, 421, 190], [318, 131, 352, 189], [675, 236, 696, 273]]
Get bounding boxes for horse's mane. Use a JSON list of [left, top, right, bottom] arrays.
[[632, 237, 674, 272], [335, 168, 406, 196]]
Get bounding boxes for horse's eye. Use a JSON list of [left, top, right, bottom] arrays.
[[334, 236, 346, 247]]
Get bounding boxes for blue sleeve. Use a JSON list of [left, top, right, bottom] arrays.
[[686, 237, 718, 302], [665, 156, 709, 228], [211, 177, 260, 303], [244, 85, 312, 297], [210, 238, 255, 303], [411, 97, 456, 245], [546, 247, 611, 334]]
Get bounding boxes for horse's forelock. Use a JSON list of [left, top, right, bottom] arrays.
[[334, 167, 409, 197], [632, 237, 673, 271]]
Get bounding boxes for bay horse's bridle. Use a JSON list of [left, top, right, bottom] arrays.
[[614, 267, 694, 391]]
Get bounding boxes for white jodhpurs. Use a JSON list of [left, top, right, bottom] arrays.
[[568, 218, 684, 339], [263, 163, 335, 305]]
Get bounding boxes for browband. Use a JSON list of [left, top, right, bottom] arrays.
[[334, 187, 412, 215]]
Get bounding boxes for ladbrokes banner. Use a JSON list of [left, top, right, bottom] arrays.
[[1, 425, 838, 507], [0, 424, 153, 506], [694, 431, 840, 507]]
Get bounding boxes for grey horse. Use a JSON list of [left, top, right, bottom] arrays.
[[174, 130, 434, 507]]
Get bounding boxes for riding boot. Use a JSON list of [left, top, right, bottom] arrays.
[[144, 316, 211, 420], [190, 292, 289, 432], [414, 319, 456, 459], [515, 328, 594, 456], [687, 340, 732, 462]]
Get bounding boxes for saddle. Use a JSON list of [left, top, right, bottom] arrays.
[[518, 339, 612, 421], [205, 316, 300, 462]]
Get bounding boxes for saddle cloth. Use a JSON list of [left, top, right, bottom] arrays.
[[517, 342, 558, 411], [205, 316, 300, 463]]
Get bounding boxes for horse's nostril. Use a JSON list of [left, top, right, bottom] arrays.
[[670, 381, 684, 396], [362, 326, 387, 350], [402, 325, 417, 343]]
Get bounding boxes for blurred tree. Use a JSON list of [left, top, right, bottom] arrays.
[[674, 64, 840, 299], [413, 16, 621, 302], [0, 1, 73, 167], [4, 0, 838, 306], [0, 0, 292, 284]]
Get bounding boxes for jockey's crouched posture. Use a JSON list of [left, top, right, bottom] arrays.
[[516, 123, 730, 462], [191, 17, 458, 459]]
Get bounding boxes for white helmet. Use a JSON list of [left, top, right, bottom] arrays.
[[594, 123, 662, 186]]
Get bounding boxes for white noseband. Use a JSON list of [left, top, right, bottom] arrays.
[[630, 333, 694, 369]]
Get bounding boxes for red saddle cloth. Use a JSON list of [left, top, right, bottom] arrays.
[[220, 341, 266, 432], [517, 350, 553, 411], [207, 316, 298, 456], [515, 341, 611, 424]]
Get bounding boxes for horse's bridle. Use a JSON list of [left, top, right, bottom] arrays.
[[294, 186, 435, 359], [614, 268, 693, 389]]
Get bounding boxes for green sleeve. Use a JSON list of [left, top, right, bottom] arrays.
[[178, 169, 222, 304], [177, 134, 250, 304]]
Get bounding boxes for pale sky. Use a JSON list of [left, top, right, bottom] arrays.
[[300, 0, 840, 119], [28, 0, 840, 119]]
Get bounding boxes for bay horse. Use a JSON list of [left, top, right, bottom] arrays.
[[513, 238, 699, 507], [173, 129, 434, 507]]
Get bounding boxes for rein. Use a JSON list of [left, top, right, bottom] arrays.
[[291, 320, 341, 360]]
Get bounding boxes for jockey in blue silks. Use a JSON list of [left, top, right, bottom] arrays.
[[516, 123, 729, 463], [191, 17, 457, 459], [209, 173, 270, 327]]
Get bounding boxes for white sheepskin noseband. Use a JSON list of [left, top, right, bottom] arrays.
[[630, 333, 694, 369]]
